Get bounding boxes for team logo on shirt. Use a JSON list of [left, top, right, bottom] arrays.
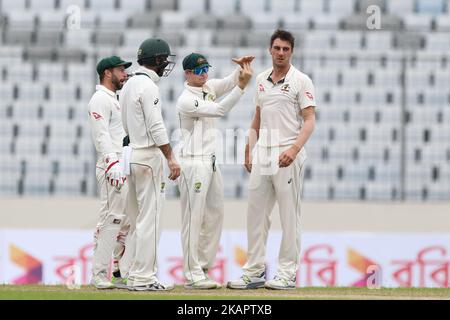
[[281, 84, 290, 93], [194, 182, 202, 193], [161, 182, 166, 193], [89, 111, 102, 120], [258, 84, 265, 92], [154, 98, 159, 105], [305, 91, 314, 100]]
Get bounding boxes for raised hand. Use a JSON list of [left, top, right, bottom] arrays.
[[232, 55, 255, 68], [238, 62, 253, 90]]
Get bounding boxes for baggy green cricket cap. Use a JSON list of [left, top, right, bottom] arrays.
[[182, 53, 212, 70], [96, 56, 132, 75]]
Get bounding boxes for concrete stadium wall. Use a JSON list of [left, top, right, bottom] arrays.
[[1, 198, 450, 232]]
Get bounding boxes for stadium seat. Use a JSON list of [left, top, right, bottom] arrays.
[[115, 0, 146, 12], [160, 11, 188, 30], [249, 13, 281, 32], [312, 14, 340, 30], [1, 0, 27, 11], [416, 0, 446, 14], [37, 11, 66, 29], [387, 0, 414, 14], [364, 31, 393, 50], [425, 32, 450, 52], [123, 30, 154, 48], [128, 12, 160, 29], [210, 0, 238, 14], [97, 11, 129, 30], [179, 0, 207, 13], [327, 0, 355, 16], [435, 15, 450, 32], [10, 102, 39, 120], [93, 30, 124, 47], [403, 14, 434, 31], [35, 30, 63, 46], [271, 0, 298, 12], [240, 0, 269, 13], [282, 14, 311, 30], [300, 0, 325, 14], [87, 0, 116, 11], [149, 0, 177, 11], [59, 0, 87, 10]]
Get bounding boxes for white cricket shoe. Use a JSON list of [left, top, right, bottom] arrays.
[[264, 276, 296, 290], [132, 281, 175, 291], [227, 272, 266, 289], [91, 274, 114, 289], [185, 278, 221, 290], [111, 276, 128, 289]]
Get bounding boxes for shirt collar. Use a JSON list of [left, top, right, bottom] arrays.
[[135, 66, 160, 83], [266, 65, 295, 85], [96, 85, 116, 97], [184, 81, 210, 97]]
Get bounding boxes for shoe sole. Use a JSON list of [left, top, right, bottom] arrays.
[[132, 286, 175, 291], [264, 284, 296, 290], [184, 284, 219, 290], [147, 287, 174, 291], [93, 285, 114, 290], [226, 282, 265, 290]]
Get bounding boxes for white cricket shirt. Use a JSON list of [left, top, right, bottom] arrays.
[[88, 85, 126, 168], [119, 67, 170, 150], [176, 68, 243, 157], [255, 65, 316, 147]]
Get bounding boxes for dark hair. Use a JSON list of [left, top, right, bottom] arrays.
[[270, 29, 295, 50]]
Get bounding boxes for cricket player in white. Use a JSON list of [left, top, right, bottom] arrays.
[[228, 29, 316, 290], [176, 53, 254, 289], [88, 56, 132, 289], [119, 38, 180, 291]]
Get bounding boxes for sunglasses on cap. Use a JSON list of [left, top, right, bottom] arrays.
[[191, 65, 209, 75]]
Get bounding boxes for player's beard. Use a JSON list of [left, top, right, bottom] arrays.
[[111, 74, 124, 91]]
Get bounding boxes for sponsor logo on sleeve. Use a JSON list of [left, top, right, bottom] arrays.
[[305, 91, 314, 100], [90, 112, 103, 120], [258, 84, 265, 92]]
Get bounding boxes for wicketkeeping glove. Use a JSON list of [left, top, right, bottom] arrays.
[[104, 153, 126, 190]]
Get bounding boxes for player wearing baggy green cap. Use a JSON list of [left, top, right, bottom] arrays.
[[88, 56, 133, 289]]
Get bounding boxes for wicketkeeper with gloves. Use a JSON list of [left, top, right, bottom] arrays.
[[88, 56, 132, 289]]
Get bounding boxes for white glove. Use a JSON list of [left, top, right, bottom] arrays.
[[104, 153, 126, 190]]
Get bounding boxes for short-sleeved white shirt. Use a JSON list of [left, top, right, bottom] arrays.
[[255, 65, 316, 147]]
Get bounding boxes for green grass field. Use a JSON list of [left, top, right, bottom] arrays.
[[0, 285, 449, 300]]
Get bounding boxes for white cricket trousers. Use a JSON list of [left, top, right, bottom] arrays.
[[126, 148, 165, 286], [179, 156, 224, 283], [243, 146, 306, 281], [93, 164, 129, 278]]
